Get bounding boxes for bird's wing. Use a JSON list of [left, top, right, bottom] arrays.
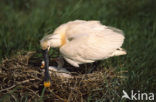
[[60, 27, 124, 64], [65, 20, 102, 40], [106, 26, 124, 34], [60, 33, 95, 64]]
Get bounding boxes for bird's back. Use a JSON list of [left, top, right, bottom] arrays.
[[59, 20, 125, 65], [65, 20, 106, 38]]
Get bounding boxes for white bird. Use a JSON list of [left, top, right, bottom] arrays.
[[40, 20, 127, 87]]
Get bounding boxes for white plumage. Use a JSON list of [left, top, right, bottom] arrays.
[[40, 20, 126, 67]]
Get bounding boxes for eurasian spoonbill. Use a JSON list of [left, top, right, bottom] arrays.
[[40, 20, 127, 87]]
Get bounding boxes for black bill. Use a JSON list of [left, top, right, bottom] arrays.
[[43, 49, 51, 87]]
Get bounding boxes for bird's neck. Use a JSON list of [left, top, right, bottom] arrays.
[[53, 24, 68, 47], [49, 33, 67, 48]]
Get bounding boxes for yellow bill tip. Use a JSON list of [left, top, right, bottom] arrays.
[[44, 81, 51, 87]]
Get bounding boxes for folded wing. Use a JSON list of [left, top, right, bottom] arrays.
[[60, 25, 125, 65]]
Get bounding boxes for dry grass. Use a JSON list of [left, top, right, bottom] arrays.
[[0, 51, 126, 102]]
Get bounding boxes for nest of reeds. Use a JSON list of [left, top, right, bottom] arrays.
[[0, 51, 126, 102]]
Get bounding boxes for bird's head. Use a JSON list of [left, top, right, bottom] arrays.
[[40, 34, 62, 50]]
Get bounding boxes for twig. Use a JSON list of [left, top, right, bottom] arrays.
[[49, 89, 68, 102], [0, 85, 16, 93], [26, 88, 40, 98], [67, 77, 79, 102], [0, 79, 36, 92], [11, 94, 17, 102], [16, 79, 36, 85]]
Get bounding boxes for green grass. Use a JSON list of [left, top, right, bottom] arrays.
[[0, 0, 156, 101]]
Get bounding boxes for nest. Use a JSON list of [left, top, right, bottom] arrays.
[[0, 51, 126, 102]]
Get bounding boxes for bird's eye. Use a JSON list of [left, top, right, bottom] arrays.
[[68, 37, 74, 41]]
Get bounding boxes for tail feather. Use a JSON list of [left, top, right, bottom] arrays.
[[111, 48, 127, 57]]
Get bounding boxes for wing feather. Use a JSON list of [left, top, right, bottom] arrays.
[[60, 23, 125, 64]]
